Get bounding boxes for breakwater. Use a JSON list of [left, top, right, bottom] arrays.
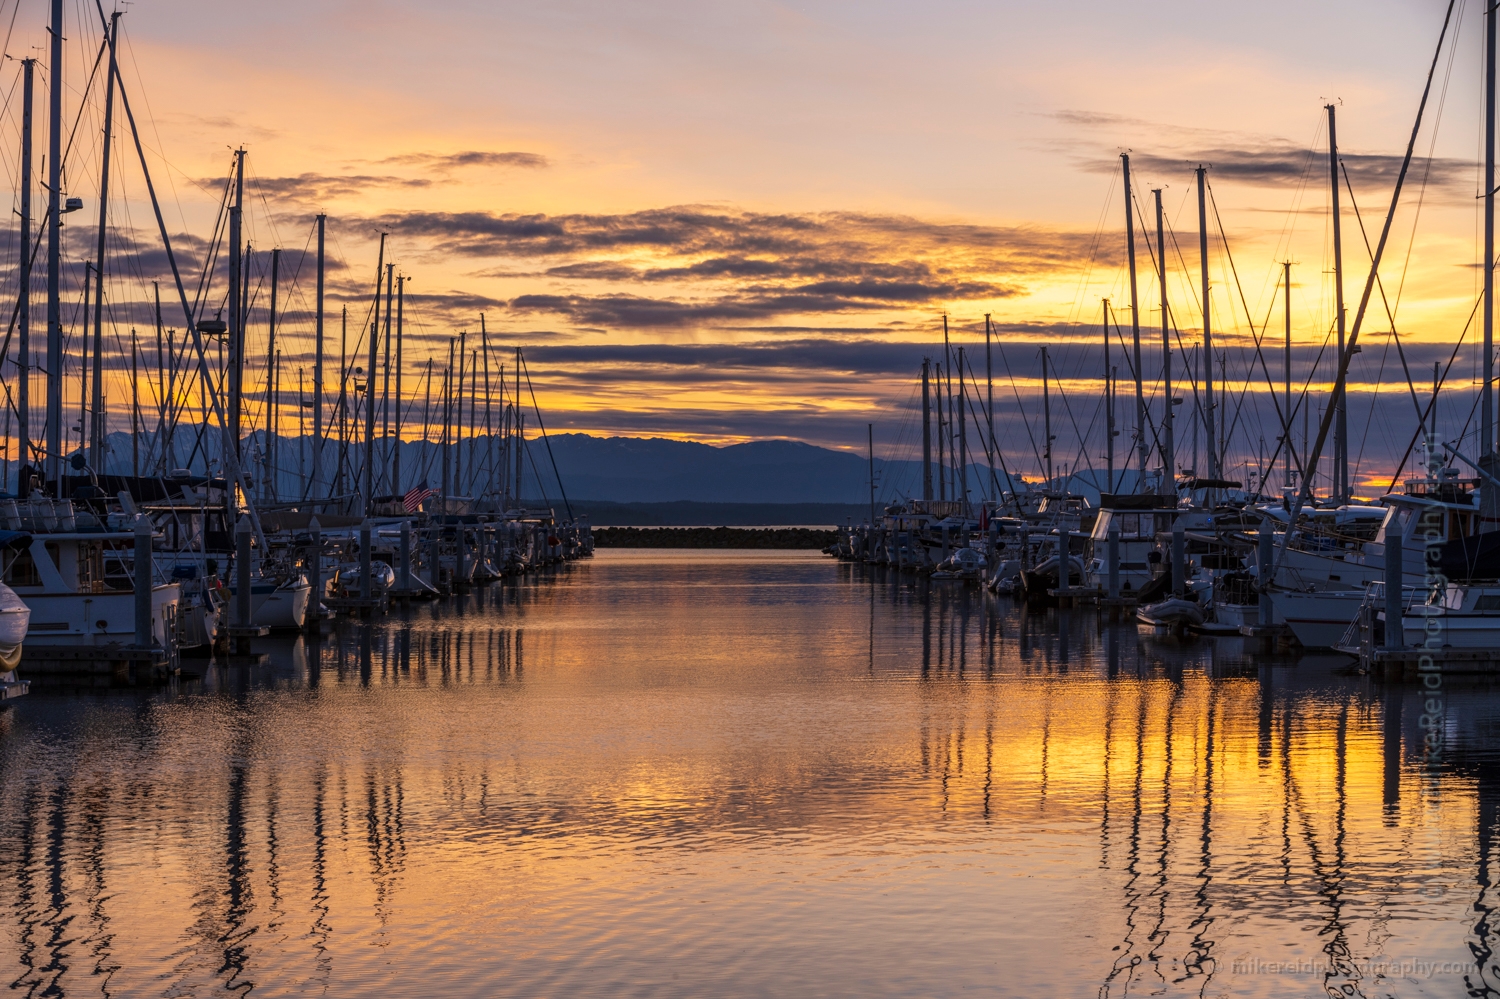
[[593, 526, 837, 548]]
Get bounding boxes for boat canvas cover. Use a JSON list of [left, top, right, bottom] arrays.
[[1435, 531, 1500, 582]]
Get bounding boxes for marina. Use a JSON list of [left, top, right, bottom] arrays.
[[2, 0, 1500, 994], [0, 0, 1490, 690]]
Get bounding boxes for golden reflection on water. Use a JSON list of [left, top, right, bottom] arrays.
[[0, 550, 1498, 997]]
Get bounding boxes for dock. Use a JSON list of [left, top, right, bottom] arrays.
[[20, 644, 178, 684], [324, 594, 389, 617], [1367, 649, 1500, 681], [0, 668, 27, 701]]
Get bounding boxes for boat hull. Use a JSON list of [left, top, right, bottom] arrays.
[[1402, 612, 1500, 648], [19, 585, 180, 648], [1272, 589, 1365, 649], [226, 579, 311, 631]]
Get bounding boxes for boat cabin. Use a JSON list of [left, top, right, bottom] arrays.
[[1087, 495, 1182, 591], [1369, 469, 1481, 556], [1031, 493, 1092, 533], [1, 532, 179, 648]]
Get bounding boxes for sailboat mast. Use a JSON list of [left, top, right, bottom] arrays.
[[455, 331, 467, 497], [227, 148, 245, 514], [1327, 103, 1349, 504], [131, 329, 138, 476], [1103, 299, 1114, 491], [1190, 348, 1199, 479], [336, 305, 347, 501], [946, 346, 955, 497], [921, 359, 933, 502], [942, 315, 952, 499], [89, 12, 119, 473], [957, 345, 967, 507], [151, 284, 161, 470], [267, 246, 279, 502], [468, 347, 479, 497], [1283, 261, 1293, 489], [381, 262, 393, 495], [394, 274, 404, 496], [157, 284, 170, 471], [442, 339, 454, 502], [1155, 187, 1173, 495], [271, 349, 281, 501], [480, 315, 492, 502], [1041, 345, 1053, 485], [1484, 0, 1498, 524], [79, 264, 90, 459], [16, 58, 31, 489], [1196, 165, 1215, 485], [515, 347, 523, 506], [935, 359, 946, 503], [985, 313, 997, 500], [313, 214, 325, 500], [498, 365, 508, 507], [297, 367, 306, 494], [1433, 362, 1441, 438], [1121, 154, 1147, 489], [364, 234, 385, 515], [44, 0, 62, 495], [421, 356, 432, 496]]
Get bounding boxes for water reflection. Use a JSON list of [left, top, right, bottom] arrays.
[[3, 551, 1500, 995]]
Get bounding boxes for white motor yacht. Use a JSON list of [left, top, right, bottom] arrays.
[[1400, 585, 1500, 649], [1085, 495, 1183, 593], [4, 529, 179, 650], [1264, 461, 1483, 647]]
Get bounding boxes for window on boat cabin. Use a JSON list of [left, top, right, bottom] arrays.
[[1413, 507, 1446, 542], [1389, 506, 1414, 541], [1476, 595, 1500, 611], [1455, 511, 1476, 537], [1118, 514, 1140, 536], [102, 553, 132, 591], [4, 548, 38, 587], [181, 512, 203, 550]]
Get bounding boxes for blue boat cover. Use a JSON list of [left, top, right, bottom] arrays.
[[0, 531, 32, 550]]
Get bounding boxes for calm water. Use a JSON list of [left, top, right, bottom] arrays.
[[0, 549, 1497, 997]]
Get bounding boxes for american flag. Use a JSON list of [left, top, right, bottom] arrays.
[[402, 484, 436, 513]]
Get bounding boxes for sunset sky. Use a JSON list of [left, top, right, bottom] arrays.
[[0, 0, 1486, 495]]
